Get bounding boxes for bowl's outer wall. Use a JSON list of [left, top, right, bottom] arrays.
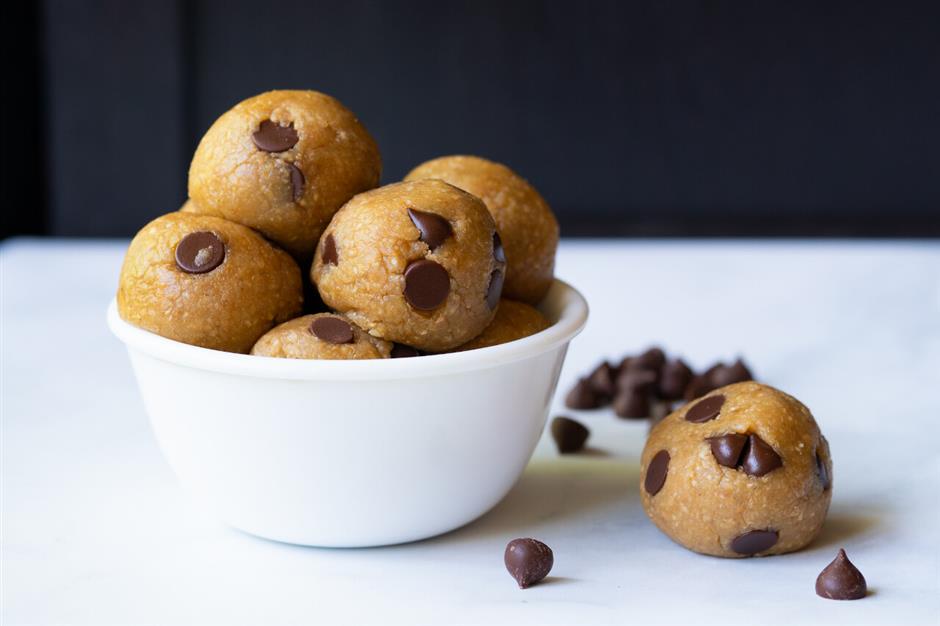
[[126, 342, 569, 546]]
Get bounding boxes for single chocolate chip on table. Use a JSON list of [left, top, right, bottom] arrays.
[[565, 378, 599, 409], [252, 119, 299, 152], [321, 233, 338, 265], [588, 361, 617, 397], [403, 259, 450, 310], [309, 317, 354, 344], [684, 374, 717, 401], [390, 343, 421, 358], [175, 231, 225, 274], [816, 549, 867, 600], [709, 358, 753, 388], [658, 358, 692, 399], [634, 346, 666, 370], [288, 163, 305, 202], [551, 416, 589, 453], [685, 394, 726, 423], [644, 449, 670, 495], [407, 208, 453, 250], [614, 387, 651, 418], [505, 538, 554, 589], [730, 529, 778, 555], [616, 367, 657, 393]]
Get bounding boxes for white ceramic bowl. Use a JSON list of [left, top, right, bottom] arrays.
[[107, 280, 588, 547]]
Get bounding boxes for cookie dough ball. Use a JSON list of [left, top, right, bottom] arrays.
[[312, 179, 504, 352], [404, 155, 558, 304], [188, 90, 381, 260], [251, 313, 391, 359], [451, 299, 550, 352], [640, 382, 832, 558], [117, 212, 302, 353]]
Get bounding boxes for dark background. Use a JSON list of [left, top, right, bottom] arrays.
[[3, 0, 939, 240]]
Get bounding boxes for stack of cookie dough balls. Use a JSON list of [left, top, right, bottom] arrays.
[[640, 382, 832, 557]]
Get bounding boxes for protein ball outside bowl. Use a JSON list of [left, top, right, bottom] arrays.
[[311, 179, 504, 352]]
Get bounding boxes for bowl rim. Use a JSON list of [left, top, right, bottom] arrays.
[[107, 279, 589, 381]]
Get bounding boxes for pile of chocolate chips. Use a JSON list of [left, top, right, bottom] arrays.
[[564, 347, 754, 420]]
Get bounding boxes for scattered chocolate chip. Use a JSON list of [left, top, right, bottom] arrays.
[[403, 259, 450, 310], [710, 358, 754, 388], [741, 434, 783, 477], [493, 232, 506, 263], [649, 401, 673, 428], [321, 233, 338, 265], [634, 346, 666, 371], [288, 163, 305, 202], [658, 359, 693, 400], [616, 367, 657, 393], [408, 208, 453, 250], [684, 374, 717, 401], [708, 433, 749, 468], [685, 394, 725, 423], [816, 449, 831, 490], [390, 343, 421, 358], [816, 549, 867, 600], [175, 231, 225, 274], [309, 316, 354, 344], [565, 378, 599, 409], [486, 268, 504, 310], [588, 361, 617, 397], [730, 529, 779, 555], [252, 119, 298, 152], [551, 416, 589, 453], [613, 387, 651, 418], [504, 538, 554, 589], [644, 449, 670, 495]]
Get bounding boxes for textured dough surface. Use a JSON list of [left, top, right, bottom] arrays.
[[312, 179, 502, 351], [188, 90, 381, 260], [405, 155, 558, 304], [451, 299, 550, 352], [641, 382, 833, 557], [251, 313, 391, 359], [117, 212, 302, 353]]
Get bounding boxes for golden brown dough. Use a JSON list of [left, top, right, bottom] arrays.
[[451, 299, 550, 352], [251, 313, 391, 359], [117, 212, 302, 353], [405, 155, 558, 304]]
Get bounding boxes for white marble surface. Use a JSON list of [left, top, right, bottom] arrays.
[[2, 238, 938, 625]]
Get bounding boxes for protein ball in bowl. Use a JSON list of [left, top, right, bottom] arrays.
[[450, 299, 550, 352], [640, 382, 832, 557], [188, 90, 381, 260], [251, 313, 392, 360], [405, 155, 558, 305], [312, 179, 505, 352], [117, 212, 303, 353]]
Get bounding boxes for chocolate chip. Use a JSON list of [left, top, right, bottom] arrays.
[[741, 434, 783, 477], [731, 529, 779, 555], [486, 268, 504, 310], [616, 367, 657, 393], [685, 394, 725, 423], [708, 433, 749, 468], [404, 259, 450, 310], [504, 538, 553, 589], [816, 448, 831, 490], [390, 343, 421, 358], [321, 233, 338, 266], [649, 401, 674, 429], [588, 361, 617, 397], [288, 163, 305, 202], [309, 316, 354, 344], [816, 549, 867, 600], [175, 231, 225, 274], [564, 378, 600, 409], [644, 449, 670, 496], [551, 416, 589, 454], [634, 346, 666, 371], [407, 208, 453, 250], [710, 358, 753, 388], [614, 387, 651, 418], [252, 119, 298, 152], [684, 374, 717, 401], [493, 231, 506, 263], [658, 359, 693, 400]]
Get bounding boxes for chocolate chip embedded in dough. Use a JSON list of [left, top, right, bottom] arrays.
[[741, 434, 783, 477], [407, 208, 453, 250], [309, 316, 354, 344], [485, 268, 504, 310], [504, 538, 554, 589], [816, 549, 867, 600], [252, 119, 298, 152], [493, 231, 506, 263], [644, 449, 670, 495], [175, 231, 225, 274], [550, 416, 589, 454], [730, 529, 779, 555], [685, 394, 725, 423], [403, 259, 450, 310], [390, 343, 421, 358], [816, 449, 831, 490], [288, 163, 305, 202], [321, 233, 338, 266], [708, 433, 749, 468]]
